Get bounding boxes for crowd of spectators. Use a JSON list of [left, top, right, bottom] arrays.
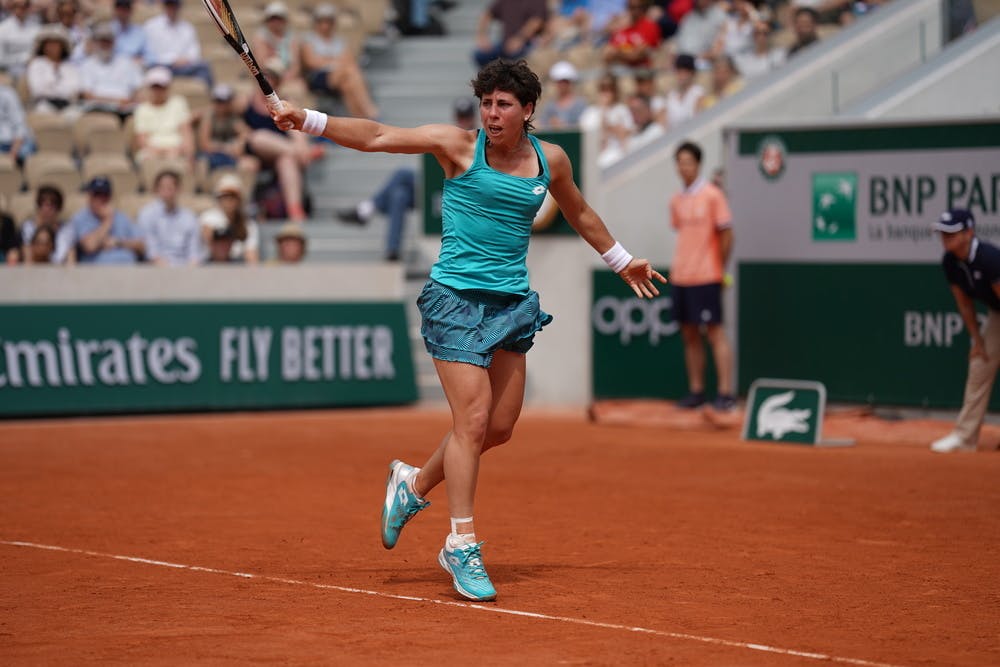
[[0, 0, 397, 266], [504, 0, 892, 166]]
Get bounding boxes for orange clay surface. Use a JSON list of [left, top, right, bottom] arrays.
[[1, 405, 998, 666]]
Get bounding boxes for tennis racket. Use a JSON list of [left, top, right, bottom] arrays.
[[200, 0, 283, 114]]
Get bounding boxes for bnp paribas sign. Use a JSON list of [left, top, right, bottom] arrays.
[[732, 121, 1000, 262]]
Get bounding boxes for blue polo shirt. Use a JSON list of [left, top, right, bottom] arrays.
[[62, 206, 143, 264], [943, 237, 1000, 312]]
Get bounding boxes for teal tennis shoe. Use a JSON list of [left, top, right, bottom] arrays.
[[381, 459, 429, 549], [438, 541, 497, 601]]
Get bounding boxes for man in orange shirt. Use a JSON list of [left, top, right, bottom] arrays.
[[669, 141, 735, 410]]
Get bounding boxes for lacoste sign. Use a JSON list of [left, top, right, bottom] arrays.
[[742, 379, 827, 445]]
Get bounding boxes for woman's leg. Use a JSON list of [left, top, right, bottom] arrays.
[[413, 351, 526, 495], [328, 58, 379, 119], [247, 130, 306, 221]]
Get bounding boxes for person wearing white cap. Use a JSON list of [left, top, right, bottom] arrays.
[[930, 208, 1000, 453], [301, 2, 379, 120], [143, 0, 212, 86], [253, 1, 303, 89], [538, 60, 586, 130], [133, 65, 195, 164], [25, 24, 81, 115]]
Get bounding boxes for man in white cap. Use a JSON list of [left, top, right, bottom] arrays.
[[931, 208, 1000, 453], [538, 60, 586, 130]]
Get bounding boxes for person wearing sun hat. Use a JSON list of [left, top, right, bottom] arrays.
[[931, 208, 1000, 453], [25, 24, 81, 115], [198, 173, 260, 264]]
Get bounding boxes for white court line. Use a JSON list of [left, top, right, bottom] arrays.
[[2, 540, 905, 667]]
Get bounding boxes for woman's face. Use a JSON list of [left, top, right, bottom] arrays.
[[43, 39, 65, 62], [479, 89, 530, 144], [218, 192, 241, 216], [36, 197, 61, 225], [31, 230, 55, 263]]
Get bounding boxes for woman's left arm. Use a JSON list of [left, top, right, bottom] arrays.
[[545, 143, 665, 298]]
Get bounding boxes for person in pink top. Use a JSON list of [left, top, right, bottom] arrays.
[[669, 140, 735, 411]]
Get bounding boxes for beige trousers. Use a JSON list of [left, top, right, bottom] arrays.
[[954, 309, 1000, 446]]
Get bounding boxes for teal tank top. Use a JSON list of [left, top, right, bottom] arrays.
[[430, 130, 551, 295]]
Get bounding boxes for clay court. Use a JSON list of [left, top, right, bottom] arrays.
[[1, 407, 997, 666]]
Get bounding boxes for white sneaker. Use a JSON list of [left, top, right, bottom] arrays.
[[930, 433, 975, 453]]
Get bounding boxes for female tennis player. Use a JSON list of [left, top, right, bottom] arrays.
[[272, 59, 665, 602]]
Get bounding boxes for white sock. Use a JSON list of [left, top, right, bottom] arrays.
[[357, 199, 375, 220], [405, 467, 423, 499], [447, 532, 476, 549]]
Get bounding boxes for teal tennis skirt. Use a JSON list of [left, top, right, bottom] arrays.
[[417, 279, 553, 368]]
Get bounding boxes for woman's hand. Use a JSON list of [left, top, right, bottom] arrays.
[[271, 101, 305, 132], [619, 259, 667, 299]]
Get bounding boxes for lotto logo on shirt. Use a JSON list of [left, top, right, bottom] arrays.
[[812, 172, 858, 242]]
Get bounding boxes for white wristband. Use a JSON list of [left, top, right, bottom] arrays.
[[601, 241, 634, 273], [301, 108, 328, 136]]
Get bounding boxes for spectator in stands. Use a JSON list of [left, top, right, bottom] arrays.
[[603, 0, 662, 70], [734, 19, 784, 79], [253, 2, 303, 90], [714, 0, 759, 57], [544, 0, 590, 50], [625, 92, 664, 152], [301, 3, 380, 120], [1, 210, 19, 264], [394, 0, 447, 36], [538, 60, 587, 130], [132, 66, 194, 165], [698, 53, 743, 110], [0, 81, 34, 163], [669, 140, 735, 411], [19, 184, 65, 263], [674, 0, 727, 62], [586, 0, 630, 44], [787, 6, 820, 57], [79, 21, 142, 117], [633, 67, 666, 127], [648, 0, 692, 40], [272, 221, 306, 263], [143, 0, 212, 86], [579, 72, 634, 168], [26, 24, 81, 115], [473, 0, 549, 69], [198, 83, 258, 176], [0, 0, 42, 78], [57, 175, 145, 264], [199, 173, 260, 264], [337, 97, 478, 262], [664, 52, 703, 127], [240, 59, 320, 223], [25, 223, 56, 263], [136, 168, 202, 266], [110, 0, 148, 63], [52, 0, 86, 62]]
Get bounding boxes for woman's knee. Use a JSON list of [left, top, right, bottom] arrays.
[[483, 426, 514, 451]]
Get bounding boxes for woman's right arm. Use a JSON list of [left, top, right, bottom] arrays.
[[272, 101, 472, 173]]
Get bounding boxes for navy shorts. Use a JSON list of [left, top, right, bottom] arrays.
[[672, 283, 723, 325], [417, 279, 553, 368]]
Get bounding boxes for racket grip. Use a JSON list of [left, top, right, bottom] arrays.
[[265, 92, 283, 115]]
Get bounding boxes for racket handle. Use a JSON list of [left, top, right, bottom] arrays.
[[265, 92, 283, 115]]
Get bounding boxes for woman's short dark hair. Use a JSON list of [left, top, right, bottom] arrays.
[[675, 140, 702, 163], [36, 185, 64, 211], [471, 59, 541, 132]]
